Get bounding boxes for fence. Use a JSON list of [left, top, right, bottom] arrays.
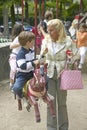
[[0, 42, 11, 81]]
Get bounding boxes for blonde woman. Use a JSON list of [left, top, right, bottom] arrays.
[[40, 19, 79, 130]]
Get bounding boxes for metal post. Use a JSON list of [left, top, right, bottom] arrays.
[[22, 0, 24, 30], [44, 0, 46, 12], [34, 0, 38, 58], [42, 0, 45, 20], [78, 0, 83, 28], [79, 0, 83, 13], [56, 0, 58, 18]]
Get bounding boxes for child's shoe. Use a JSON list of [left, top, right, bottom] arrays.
[[9, 83, 14, 93]]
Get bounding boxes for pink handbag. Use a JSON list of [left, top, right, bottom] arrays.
[[60, 59, 83, 90], [60, 70, 83, 90]]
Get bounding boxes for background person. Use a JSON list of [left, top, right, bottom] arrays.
[[74, 23, 87, 69], [9, 24, 23, 90], [32, 21, 47, 54], [69, 19, 78, 40], [40, 19, 79, 130], [39, 10, 54, 38], [44, 10, 54, 25]]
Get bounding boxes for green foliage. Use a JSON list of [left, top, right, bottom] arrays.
[[0, 0, 87, 25], [83, 0, 87, 12], [46, 1, 56, 8], [66, 3, 79, 20]]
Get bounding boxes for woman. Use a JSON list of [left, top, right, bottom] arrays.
[[40, 19, 79, 130]]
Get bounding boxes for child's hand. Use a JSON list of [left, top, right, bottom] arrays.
[[33, 60, 39, 65]]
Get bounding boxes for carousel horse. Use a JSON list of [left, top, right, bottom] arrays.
[[17, 63, 56, 123]]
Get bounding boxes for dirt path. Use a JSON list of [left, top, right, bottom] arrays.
[[0, 73, 87, 130]]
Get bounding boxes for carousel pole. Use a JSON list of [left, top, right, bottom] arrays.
[[44, 0, 46, 12], [22, 0, 24, 30], [56, 0, 58, 18], [34, 0, 38, 58], [78, 0, 83, 28], [42, 0, 45, 20], [79, 0, 83, 13]]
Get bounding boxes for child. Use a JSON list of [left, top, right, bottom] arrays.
[[75, 23, 87, 69], [9, 24, 23, 90], [13, 31, 39, 101], [32, 21, 47, 54]]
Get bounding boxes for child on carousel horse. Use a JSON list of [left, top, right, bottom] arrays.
[[12, 31, 56, 122], [12, 31, 39, 108]]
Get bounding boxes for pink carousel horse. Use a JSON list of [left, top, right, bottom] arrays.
[[17, 63, 56, 122]]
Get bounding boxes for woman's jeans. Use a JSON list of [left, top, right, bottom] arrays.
[[47, 69, 68, 130]]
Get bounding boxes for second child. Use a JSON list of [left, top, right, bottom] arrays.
[[74, 23, 87, 69]]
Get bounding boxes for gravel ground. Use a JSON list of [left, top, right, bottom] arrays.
[[0, 73, 87, 130]]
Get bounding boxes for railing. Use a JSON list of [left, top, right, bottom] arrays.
[[0, 38, 11, 48], [0, 41, 11, 81]]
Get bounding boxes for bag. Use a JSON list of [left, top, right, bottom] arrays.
[[60, 59, 83, 90], [60, 70, 83, 90]]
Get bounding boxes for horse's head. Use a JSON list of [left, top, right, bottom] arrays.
[[39, 65, 44, 76], [35, 63, 48, 76], [29, 63, 48, 93]]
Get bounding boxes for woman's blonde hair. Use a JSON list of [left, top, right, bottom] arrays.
[[47, 19, 67, 42]]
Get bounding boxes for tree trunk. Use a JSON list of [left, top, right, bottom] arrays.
[[3, 7, 9, 38], [25, 2, 29, 23], [10, 4, 15, 28]]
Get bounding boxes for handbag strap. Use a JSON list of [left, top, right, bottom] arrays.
[[57, 56, 79, 78], [64, 58, 78, 70]]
